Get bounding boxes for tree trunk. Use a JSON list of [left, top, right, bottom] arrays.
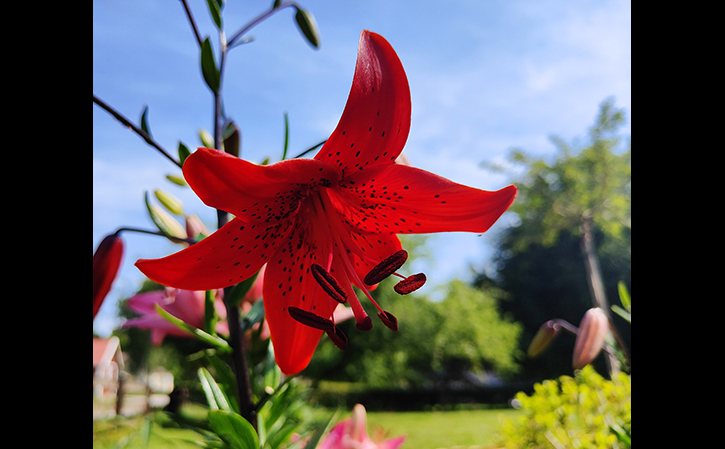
[[580, 216, 620, 375]]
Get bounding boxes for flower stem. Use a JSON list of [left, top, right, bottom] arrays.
[[114, 227, 197, 245], [227, 2, 300, 49], [93, 95, 182, 169], [178, 0, 203, 48]]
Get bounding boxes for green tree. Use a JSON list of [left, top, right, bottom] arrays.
[[480, 98, 631, 377]]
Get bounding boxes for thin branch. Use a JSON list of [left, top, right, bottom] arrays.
[[115, 227, 197, 245], [179, 0, 203, 48], [292, 139, 327, 159], [93, 95, 182, 169], [227, 2, 299, 48]]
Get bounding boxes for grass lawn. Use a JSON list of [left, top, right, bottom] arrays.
[[93, 406, 521, 449], [366, 408, 521, 449]]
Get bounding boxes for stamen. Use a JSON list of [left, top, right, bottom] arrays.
[[364, 250, 408, 285], [288, 306, 334, 331], [326, 326, 348, 349], [356, 315, 372, 331], [311, 263, 347, 303], [394, 273, 427, 295], [377, 311, 399, 331]]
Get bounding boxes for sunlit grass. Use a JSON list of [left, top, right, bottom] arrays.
[[92, 405, 521, 449], [365, 408, 522, 449]]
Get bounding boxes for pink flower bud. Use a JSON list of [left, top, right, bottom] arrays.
[[185, 214, 209, 240], [528, 320, 560, 357], [572, 308, 609, 370], [93, 233, 124, 319]]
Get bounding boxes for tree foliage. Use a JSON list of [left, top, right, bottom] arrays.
[[305, 275, 522, 388], [476, 98, 631, 379]]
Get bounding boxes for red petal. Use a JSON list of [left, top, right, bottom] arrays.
[[135, 217, 295, 291], [315, 30, 411, 177], [184, 147, 340, 221], [338, 164, 517, 234], [264, 221, 339, 375]]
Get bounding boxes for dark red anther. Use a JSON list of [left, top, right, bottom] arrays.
[[288, 306, 334, 331], [326, 326, 348, 349], [377, 310, 399, 331], [364, 250, 408, 285], [394, 273, 427, 295], [356, 315, 373, 331], [311, 264, 347, 303]]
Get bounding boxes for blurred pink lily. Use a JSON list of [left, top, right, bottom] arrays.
[[318, 403, 405, 449], [123, 288, 228, 345]]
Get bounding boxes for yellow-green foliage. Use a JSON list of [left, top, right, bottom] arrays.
[[499, 366, 631, 449]]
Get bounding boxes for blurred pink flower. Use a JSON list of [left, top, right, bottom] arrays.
[[318, 404, 405, 449], [123, 288, 228, 345]]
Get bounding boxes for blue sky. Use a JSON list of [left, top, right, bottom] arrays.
[[93, 0, 631, 336]]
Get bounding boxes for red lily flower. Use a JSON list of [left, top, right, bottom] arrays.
[[136, 30, 516, 375]]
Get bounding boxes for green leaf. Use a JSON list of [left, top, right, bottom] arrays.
[[201, 37, 221, 92], [617, 281, 631, 310], [205, 350, 239, 413], [227, 271, 260, 308], [155, 304, 232, 353], [282, 112, 290, 160], [303, 410, 340, 449], [198, 367, 232, 411], [611, 304, 631, 323], [294, 7, 320, 48], [208, 410, 259, 449], [140, 105, 152, 137], [242, 299, 266, 333], [206, 0, 223, 29], [178, 141, 191, 165]]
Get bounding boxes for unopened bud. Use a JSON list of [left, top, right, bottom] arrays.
[[185, 214, 209, 240], [572, 308, 609, 370], [93, 233, 124, 319], [154, 189, 184, 215], [528, 320, 560, 357]]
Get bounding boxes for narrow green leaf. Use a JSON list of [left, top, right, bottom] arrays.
[[303, 410, 340, 449], [205, 0, 223, 29], [198, 367, 231, 411], [294, 8, 320, 48], [198, 367, 219, 410], [205, 351, 239, 413], [208, 410, 259, 449], [257, 413, 267, 449], [154, 304, 231, 352], [617, 281, 631, 310], [201, 37, 221, 92], [140, 105, 152, 137], [227, 271, 260, 307], [241, 298, 266, 333], [282, 112, 290, 160], [611, 304, 631, 323], [178, 141, 191, 165]]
